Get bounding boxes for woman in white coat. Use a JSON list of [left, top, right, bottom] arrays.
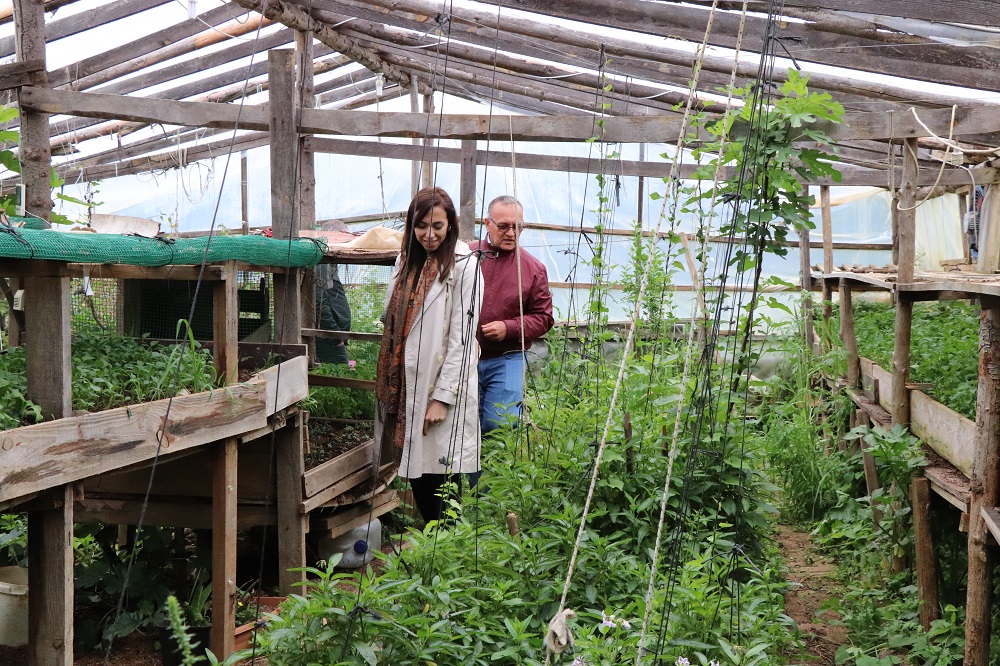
[[375, 187, 483, 523]]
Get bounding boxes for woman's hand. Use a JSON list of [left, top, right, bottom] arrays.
[[423, 400, 448, 435]]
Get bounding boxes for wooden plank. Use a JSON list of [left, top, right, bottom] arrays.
[[276, 415, 307, 593], [46, 3, 254, 90], [981, 507, 1000, 547], [301, 328, 382, 342], [0, 57, 43, 90], [2, 0, 170, 57], [312, 489, 399, 537], [924, 465, 970, 512], [308, 374, 377, 391], [22, 83, 1000, 146], [910, 390, 975, 477], [0, 381, 268, 504], [871, 362, 894, 414], [24, 276, 71, 420], [211, 437, 238, 659], [67, 263, 225, 281], [459, 139, 476, 241], [303, 440, 374, 498], [966, 303, 1000, 666], [307, 136, 994, 186], [301, 464, 373, 514], [839, 280, 860, 389], [911, 477, 940, 630], [18, 86, 270, 131], [799, 224, 814, 350], [890, 138, 918, 427], [257, 355, 310, 415], [75, 497, 275, 529], [27, 484, 73, 666], [213, 261, 239, 385]]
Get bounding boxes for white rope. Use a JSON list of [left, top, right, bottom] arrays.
[[908, 106, 1000, 156], [548, 4, 724, 661], [896, 105, 953, 212], [509, 116, 528, 430], [633, 2, 743, 661]]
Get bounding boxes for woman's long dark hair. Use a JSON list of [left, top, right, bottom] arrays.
[[402, 186, 459, 281]]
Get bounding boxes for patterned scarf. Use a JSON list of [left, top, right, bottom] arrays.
[[376, 254, 441, 456]]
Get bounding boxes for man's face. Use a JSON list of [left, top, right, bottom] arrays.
[[486, 203, 523, 252]]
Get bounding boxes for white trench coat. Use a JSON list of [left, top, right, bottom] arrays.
[[374, 242, 483, 478]]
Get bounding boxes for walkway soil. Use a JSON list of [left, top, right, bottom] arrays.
[[779, 524, 849, 665]]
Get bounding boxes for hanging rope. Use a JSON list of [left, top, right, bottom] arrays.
[[545, 3, 725, 661]]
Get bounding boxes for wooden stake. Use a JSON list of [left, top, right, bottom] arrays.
[[820, 186, 834, 329], [210, 437, 238, 659], [276, 415, 307, 594], [506, 512, 520, 537], [269, 49, 302, 345], [459, 138, 477, 241], [27, 484, 73, 666], [213, 262, 239, 385], [911, 476, 940, 630], [421, 91, 434, 188], [891, 138, 918, 427], [410, 74, 420, 197], [839, 280, 860, 389], [799, 223, 814, 351], [965, 301, 1000, 666]]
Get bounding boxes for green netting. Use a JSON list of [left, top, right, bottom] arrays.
[[0, 223, 326, 267]]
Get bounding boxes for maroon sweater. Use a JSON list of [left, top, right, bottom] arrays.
[[470, 239, 554, 359]]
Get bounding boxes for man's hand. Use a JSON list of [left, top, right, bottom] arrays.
[[481, 321, 507, 342], [423, 400, 448, 435]]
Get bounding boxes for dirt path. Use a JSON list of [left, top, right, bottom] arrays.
[[777, 524, 849, 666]]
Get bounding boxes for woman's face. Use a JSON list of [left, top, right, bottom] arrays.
[[413, 205, 449, 254]]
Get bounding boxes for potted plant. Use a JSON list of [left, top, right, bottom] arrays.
[[233, 586, 284, 653], [159, 576, 212, 666]]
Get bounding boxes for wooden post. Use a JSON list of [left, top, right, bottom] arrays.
[[240, 151, 250, 235], [276, 414, 307, 594], [799, 223, 814, 352], [911, 476, 939, 630], [19, 13, 74, 638], [421, 91, 435, 188], [890, 137, 918, 427], [296, 30, 317, 351], [210, 437, 238, 659], [958, 191, 969, 264], [24, 276, 71, 419], [965, 300, 1000, 666], [269, 49, 302, 345], [820, 185, 834, 326], [839, 279, 860, 389], [637, 143, 646, 228], [213, 261, 238, 385], [459, 139, 476, 241], [27, 485, 73, 666], [410, 74, 420, 197]]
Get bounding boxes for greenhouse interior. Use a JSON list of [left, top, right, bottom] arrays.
[[2, 0, 1000, 664]]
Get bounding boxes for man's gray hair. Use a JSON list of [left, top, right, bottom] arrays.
[[487, 195, 522, 218]]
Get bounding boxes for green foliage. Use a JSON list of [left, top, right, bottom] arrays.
[[851, 300, 979, 419], [690, 70, 842, 274], [0, 332, 216, 430]]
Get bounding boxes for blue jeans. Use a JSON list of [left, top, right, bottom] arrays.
[[470, 352, 524, 488], [479, 352, 524, 433]]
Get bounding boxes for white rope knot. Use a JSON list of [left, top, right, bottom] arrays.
[[544, 608, 576, 655]]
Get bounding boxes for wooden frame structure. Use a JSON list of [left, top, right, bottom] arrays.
[[4, 0, 1000, 663]]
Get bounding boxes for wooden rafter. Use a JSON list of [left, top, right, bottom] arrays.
[[229, 0, 431, 95]]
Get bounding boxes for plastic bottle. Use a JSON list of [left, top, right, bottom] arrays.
[[319, 518, 381, 569]]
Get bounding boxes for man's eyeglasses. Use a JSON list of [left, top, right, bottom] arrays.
[[489, 221, 522, 234]]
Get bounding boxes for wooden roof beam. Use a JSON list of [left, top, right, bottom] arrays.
[[48, 3, 254, 89], [469, 0, 1000, 92], [1, 0, 172, 57], [228, 0, 430, 95], [702, 0, 1000, 26], [331, 0, 980, 108]]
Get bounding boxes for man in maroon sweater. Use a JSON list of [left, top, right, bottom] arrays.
[[469, 195, 554, 439]]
